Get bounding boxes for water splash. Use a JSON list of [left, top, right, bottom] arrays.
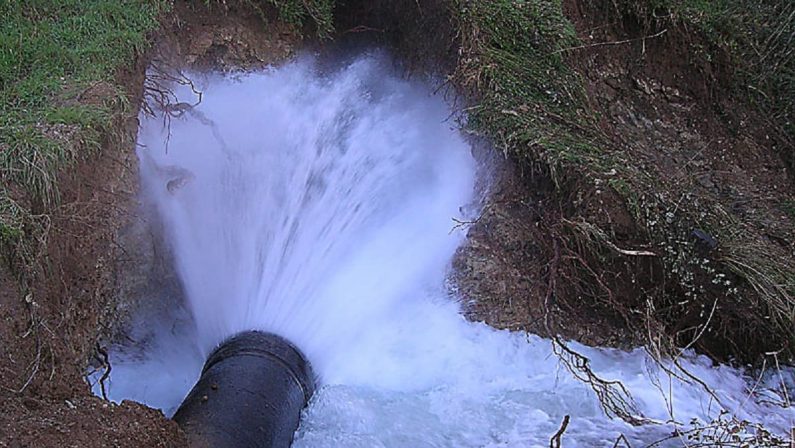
[[137, 55, 474, 373], [97, 54, 794, 446]]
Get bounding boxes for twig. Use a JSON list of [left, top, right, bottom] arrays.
[[449, 202, 501, 234], [564, 218, 657, 257], [676, 297, 718, 357], [543, 238, 561, 331], [549, 414, 570, 448], [737, 358, 767, 414], [14, 297, 42, 394], [612, 434, 633, 448], [97, 344, 111, 401], [613, 247, 657, 256], [553, 29, 668, 54], [553, 337, 647, 425], [767, 349, 792, 408], [450, 216, 480, 233], [343, 25, 384, 34], [542, 233, 645, 425]]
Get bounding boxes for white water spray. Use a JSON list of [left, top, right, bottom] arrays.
[[98, 54, 794, 446], [138, 55, 474, 373]]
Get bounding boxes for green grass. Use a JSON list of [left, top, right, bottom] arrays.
[[265, 0, 333, 36], [205, 0, 334, 37], [0, 0, 164, 276], [453, 0, 606, 182]]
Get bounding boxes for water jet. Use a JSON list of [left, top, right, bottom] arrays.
[[173, 331, 315, 448]]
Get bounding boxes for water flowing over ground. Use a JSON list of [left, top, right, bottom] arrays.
[[95, 54, 794, 446]]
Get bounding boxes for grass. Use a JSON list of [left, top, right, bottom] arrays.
[[0, 0, 333, 279], [205, 0, 334, 37], [0, 0, 164, 279], [266, 0, 333, 36], [453, 0, 607, 182]]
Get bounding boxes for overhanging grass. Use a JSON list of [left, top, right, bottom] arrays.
[[265, 0, 333, 36], [0, 0, 164, 276], [204, 0, 334, 37], [453, 0, 606, 181]]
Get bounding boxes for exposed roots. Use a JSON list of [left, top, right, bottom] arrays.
[[552, 337, 648, 425], [141, 62, 204, 153], [541, 229, 648, 425]]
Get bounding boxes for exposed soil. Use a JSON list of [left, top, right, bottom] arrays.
[[335, 0, 794, 362], [0, 398, 182, 448], [559, 0, 794, 360], [0, 73, 186, 444], [453, 164, 641, 348]]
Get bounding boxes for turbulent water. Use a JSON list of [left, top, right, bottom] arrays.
[[94, 54, 795, 446]]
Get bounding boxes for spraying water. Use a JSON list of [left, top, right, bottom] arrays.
[[138, 54, 474, 369], [97, 53, 795, 446]]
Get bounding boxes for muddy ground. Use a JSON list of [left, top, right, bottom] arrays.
[[1, 0, 793, 446]]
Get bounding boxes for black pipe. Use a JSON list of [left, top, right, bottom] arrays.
[[173, 331, 315, 448]]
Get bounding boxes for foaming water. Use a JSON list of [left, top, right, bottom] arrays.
[[96, 54, 794, 446]]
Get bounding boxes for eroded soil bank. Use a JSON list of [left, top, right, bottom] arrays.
[[456, 0, 795, 363], [1, 0, 792, 445], [331, 0, 794, 365]]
